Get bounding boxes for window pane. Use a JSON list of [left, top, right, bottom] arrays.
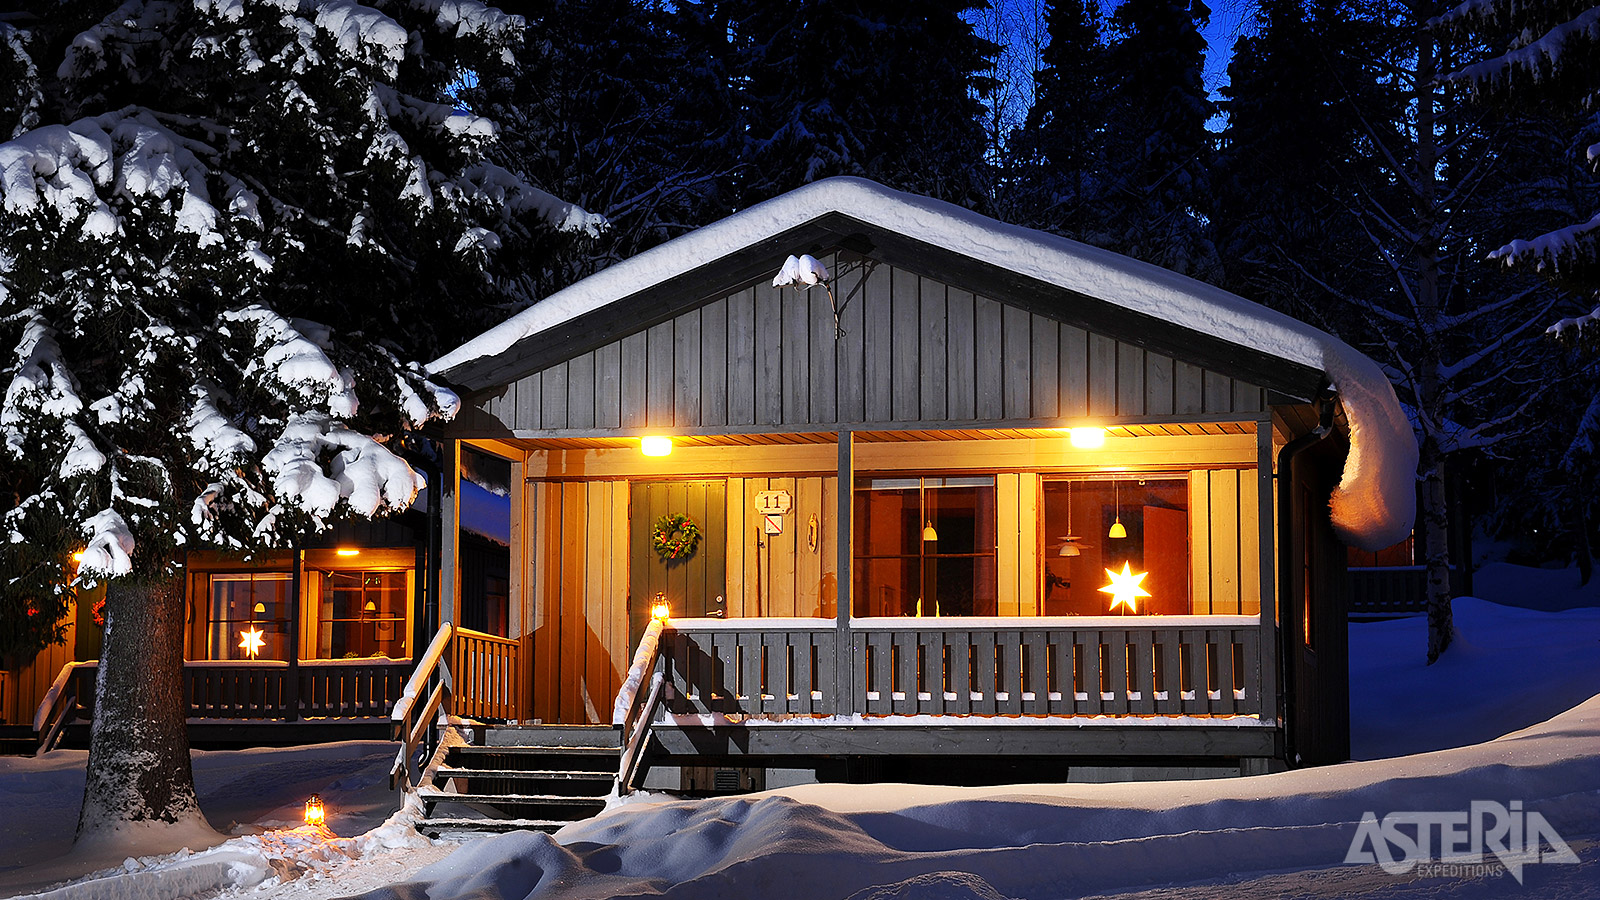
[[207, 574, 290, 660], [853, 477, 997, 617], [1041, 478, 1190, 616], [318, 569, 410, 659]]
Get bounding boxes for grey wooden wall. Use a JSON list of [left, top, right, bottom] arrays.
[[476, 258, 1265, 433]]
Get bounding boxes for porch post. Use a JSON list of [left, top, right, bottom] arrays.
[[1256, 417, 1278, 720], [286, 545, 302, 722], [439, 439, 460, 629], [836, 429, 853, 716]]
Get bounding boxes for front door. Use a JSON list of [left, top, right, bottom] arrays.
[[629, 481, 727, 648]]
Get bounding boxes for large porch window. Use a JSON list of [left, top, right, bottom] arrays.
[[309, 569, 410, 659], [1041, 476, 1192, 616], [853, 476, 998, 616]]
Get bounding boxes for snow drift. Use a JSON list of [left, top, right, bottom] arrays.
[[431, 178, 1416, 549]]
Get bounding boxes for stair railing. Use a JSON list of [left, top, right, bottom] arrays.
[[613, 617, 668, 794], [34, 660, 92, 754], [391, 622, 455, 790]]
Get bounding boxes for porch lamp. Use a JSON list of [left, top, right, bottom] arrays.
[[641, 436, 673, 457], [1108, 479, 1127, 539], [1068, 427, 1106, 449], [920, 481, 938, 542], [336, 547, 361, 557], [304, 794, 325, 827]]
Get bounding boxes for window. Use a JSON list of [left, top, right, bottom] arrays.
[[313, 570, 410, 659], [208, 573, 291, 660], [854, 476, 997, 616], [1040, 477, 1191, 616]]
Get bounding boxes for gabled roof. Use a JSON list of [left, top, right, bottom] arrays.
[[432, 178, 1416, 550]]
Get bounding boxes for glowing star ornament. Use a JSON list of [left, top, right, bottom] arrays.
[[239, 627, 266, 659], [1098, 562, 1151, 614]]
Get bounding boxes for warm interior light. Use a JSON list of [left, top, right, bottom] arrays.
[[253, 601, 266, 614], [1058, 542, 1080, 557], [363, 600, 377, 612], [640, 436, 673, 457], [336, 548, 361, 557], [71, 550, 85, 563], [304, 794, 325, 827], [1099, 562, 1151, 613], [1108, 519, 1127, 539], [922, 520, 939, 542], [1068, 427, 1107, 449]]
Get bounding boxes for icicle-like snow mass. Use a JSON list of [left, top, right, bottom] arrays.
[[261, 414, 424, 520], [187, 384, 256, 466], [314, 0, 409, 77], [222, 306, 359, 417], [434, 178, 1418, 548], [2, 314, 85, 451], [78, 508, 134, 577], [772, 253, 829, 287]]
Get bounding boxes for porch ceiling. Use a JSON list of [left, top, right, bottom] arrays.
[[472, 421, 1256, 453]]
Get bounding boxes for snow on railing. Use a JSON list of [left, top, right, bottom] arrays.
[[391, 622, 454, 726], [612, 617, 665, 726], [33, 660, 94, 732]]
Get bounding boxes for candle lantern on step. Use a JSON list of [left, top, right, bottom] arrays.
[[304, 794, 325, 827]]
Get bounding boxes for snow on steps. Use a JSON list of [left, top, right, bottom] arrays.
[[414, 725, 620, 838]]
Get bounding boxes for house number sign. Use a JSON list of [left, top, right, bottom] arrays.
[[756, 490, 790, 535]]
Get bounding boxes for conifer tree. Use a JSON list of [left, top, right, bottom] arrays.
[[724, 0, 998, 209], [1009, 0, 1108, 240], [1095, 0, 1217, 277], [0, 0, 582, 844]]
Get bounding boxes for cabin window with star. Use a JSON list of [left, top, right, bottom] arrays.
[[207, 572, 292, 660], [1041, 477, 1195, 616]]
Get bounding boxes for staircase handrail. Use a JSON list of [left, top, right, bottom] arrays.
[[391, 622, 454, 789], [34, 660, 92, 753], [614, 617, 667, 794]]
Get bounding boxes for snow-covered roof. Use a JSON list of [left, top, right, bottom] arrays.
[[432, 177, 1416, 549]]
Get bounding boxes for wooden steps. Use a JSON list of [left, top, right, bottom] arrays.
[[415, 725, 620, 838]]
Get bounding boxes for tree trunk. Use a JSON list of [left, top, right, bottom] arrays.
[[76, 574, 209, 844], [1420, 439, 1454, 664]]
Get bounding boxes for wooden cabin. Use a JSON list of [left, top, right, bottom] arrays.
[[425, 179, 1416, 782], [15, 515, 455, 750]]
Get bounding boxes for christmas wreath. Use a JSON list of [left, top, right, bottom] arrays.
[[651, 513, 702, 561]]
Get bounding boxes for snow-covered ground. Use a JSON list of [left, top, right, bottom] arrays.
[[2, 568, 1597, 900]]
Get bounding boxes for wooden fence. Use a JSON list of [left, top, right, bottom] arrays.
[[660, 618, 1262, 718], [1348, 567, 1427, 619]]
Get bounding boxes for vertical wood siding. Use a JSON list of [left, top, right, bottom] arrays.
[[476, 258, 1266, 432], [1189, 468, 1262, 616]]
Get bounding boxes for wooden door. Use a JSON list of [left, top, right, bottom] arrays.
[[629, 481, 727, 649]]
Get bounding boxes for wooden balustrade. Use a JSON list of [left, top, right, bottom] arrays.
[[659, 618, 1262, 719], [60, 659, 410, 722], [662, 620, 839, 717], [450, 628, 520, 721]]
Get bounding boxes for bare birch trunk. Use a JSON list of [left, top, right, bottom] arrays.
[[76, 575, 208, 843]]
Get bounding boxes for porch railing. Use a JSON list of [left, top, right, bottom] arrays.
[[390, 623, 522, 790], [451, 628, 520, 721], [34, 657, 413, 738], [658, 617, 1262, 719]]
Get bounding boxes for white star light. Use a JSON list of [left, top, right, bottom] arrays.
[[239, 627, 266, 659], [1099, 562, 1151, 613]]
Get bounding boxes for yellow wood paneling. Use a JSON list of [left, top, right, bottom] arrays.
[[997, 473, 1020, 617], [1018, 472, 1042, 616], [1240, 467, 1262, 617], [1210, 469, 1241, 614], [1190, 473, 1212, 614]]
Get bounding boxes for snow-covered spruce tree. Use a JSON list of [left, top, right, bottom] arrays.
[[1008, 0, 1109, 241], [0, 0, 582, 845], [724, 0, 998, 210], [463, 0, 733, 292], [1095, 0, 1217, 279]]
